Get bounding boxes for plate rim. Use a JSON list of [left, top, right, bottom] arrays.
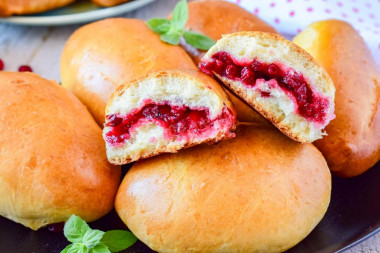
[[0, 0, 156, 26], [335, 226, 380, 253]]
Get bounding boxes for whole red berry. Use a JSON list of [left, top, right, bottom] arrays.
[[0, 59, 4, 71], [18, 65, 33, 72]]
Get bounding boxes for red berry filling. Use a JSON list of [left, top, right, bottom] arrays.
[[105, 101, 234, 146], [199, 52, 329, 123], [0, 59, 4, 71]]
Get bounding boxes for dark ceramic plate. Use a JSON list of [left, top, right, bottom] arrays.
[[0, 162, 379, 253]]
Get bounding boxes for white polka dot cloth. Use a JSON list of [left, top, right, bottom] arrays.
[[225, 0, 380, 66]]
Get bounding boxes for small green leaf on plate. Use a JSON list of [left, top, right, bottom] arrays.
[[60, 244, 73, 253], [183, 31, 216, 50], [171, 0, 188, 30], [61, 244, 86, 253], [90, 243, 111, 253], [64, 214, 91, 244], [160, 32, 181, 45], [83, 229, 105, 249], [146, 18, 171, 34], [101, 230, 138, 252]]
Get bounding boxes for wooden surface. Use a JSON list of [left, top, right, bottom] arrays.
[[0, 0, 379, 252]]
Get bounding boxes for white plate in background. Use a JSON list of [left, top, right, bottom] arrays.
[[0, 0, 155, 26]]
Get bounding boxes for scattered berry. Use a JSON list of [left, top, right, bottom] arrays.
[[18, 65, 33, 72]]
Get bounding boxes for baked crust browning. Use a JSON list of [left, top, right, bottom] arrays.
[[294, 20, 380, 177], [183, 0, 277, 64], [91, 0, 130, 7], [0, 72, 120, 230], [183, 0, 277, 124], [115, 125, 331, 252], [60, 18, 196, 126], [0, 0, 76, 16]]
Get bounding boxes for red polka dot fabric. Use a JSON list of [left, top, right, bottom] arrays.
[[226, 0, 380, 66]]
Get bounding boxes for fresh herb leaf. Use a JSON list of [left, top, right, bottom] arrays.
[[74, 244, 87, 253], [171, 0, 188, 30], [61, 215, 137, 253], [146, 18, 171, 34], [62, 244, 85, 253], [101, 230, 138, 252], [146, 0, 215, 49], [90, 243, 111, 253], [183, 31, 216, 50], [60, 244, 73, 253], [161, 32, 181, 45], [64, 215, 90, 244], [83, 229, 105, 249]]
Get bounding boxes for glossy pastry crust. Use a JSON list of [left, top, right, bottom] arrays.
[[184, 0, 277, 124], [60, 18, 196, 126], [91, 0, 129, 7], [115, 125, 331, 253], [293, 20, 380, 177], [0, 72, 120, 230], [0, 0, 75, 16], [184, 0, 277, 64]]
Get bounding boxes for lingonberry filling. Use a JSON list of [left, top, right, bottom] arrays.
[[199, 52, 329, 123], [105, 101, 233, 146]]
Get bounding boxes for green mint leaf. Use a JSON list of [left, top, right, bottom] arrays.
[[61, 215, 137, 253], [60, 244, 73, 253], [146, 18, 171, 34], [64, 215, 91, 244], [74, 244, 87, 253], [101, 230, 138, 252], [183, 31, 216, 50], [171, 0, 188, 30], [90, 243, 111, 253], [83, 229, 105, 249], [160, 32, 181, 45], [146, 0, 213, 49], [61, 244, 86, 253]]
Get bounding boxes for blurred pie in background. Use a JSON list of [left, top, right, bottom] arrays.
[[0, 0, 131, 16]]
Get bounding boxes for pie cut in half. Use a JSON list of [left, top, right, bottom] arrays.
[[103, 70, 237, 165], [200, 32, 336, 143]]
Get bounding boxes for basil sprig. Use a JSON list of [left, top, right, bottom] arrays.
[[61, 215, 137, 253], [147, 0, 215, 50]]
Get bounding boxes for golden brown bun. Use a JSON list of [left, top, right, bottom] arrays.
[[293, 20, 380, 177], [0, 0, 75, 16], [184, 0, 277, 64], [116, 125, 331, 252], [104, 70, 237, 165], [184, 0, 277, 124], [91, 0, 129, 7], [60, 18, 196, 126], [0, 72, 120, 230]]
